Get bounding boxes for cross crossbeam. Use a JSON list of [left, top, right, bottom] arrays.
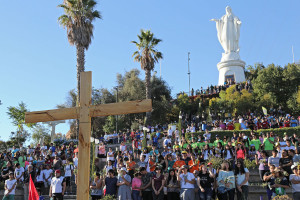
[[25, 71, 152, 199]]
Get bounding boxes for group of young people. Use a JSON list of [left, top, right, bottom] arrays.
[[96, 128, 300, 200], [0, 142, 78, 200]]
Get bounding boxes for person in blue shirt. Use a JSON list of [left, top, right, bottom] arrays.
[[153, 135, 158, 147], [149, 145, 159, 156], [155, 131, 161, 138]]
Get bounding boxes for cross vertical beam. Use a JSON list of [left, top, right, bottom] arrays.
[[77, 71, 92, 200]]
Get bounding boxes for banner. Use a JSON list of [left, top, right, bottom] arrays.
[[262, 107, 268, 116], [29, 174, 39, 200]]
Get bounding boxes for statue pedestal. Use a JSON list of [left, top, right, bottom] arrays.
[[217, 59, 245, 85]]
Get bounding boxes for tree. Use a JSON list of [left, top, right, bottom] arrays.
[[32, 124, 51, 145], [7, 102, 35, 145], [58, 0, 101, 136], [132, 29, 163, 124]]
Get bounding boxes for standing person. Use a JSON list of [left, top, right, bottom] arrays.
[[35, 165, 45, 194], [140, 167, 153, 200], [117, 167, 131, 200], [132, 172, 142, 200], [235, 160, 249, 200], [255, 150, 269, 181], [263, 165, 276, 200], [90, 173, 103, 200], [279, 150, 293, 176], [263, 133, 274, 155], [24, 165, 36, 200], [197, 165, 214, 200], [126, 155, 136, 179], [49, 170, 66, 200], [290, 165, 300, 199], [152, 167, 165, 200], [105, 169, 118, 197], [14, 163, 24, 183], [166, 169, 180, 200], [43, 164, 53, 188], [107, 148, 115, 164], [2, 172, 17, 200], [64, 158, 74, 194], [177, 165, 195, 200], [216, 162, 235, 200]]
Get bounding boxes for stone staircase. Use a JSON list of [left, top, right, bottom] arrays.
[[247, 168, 292, 199]]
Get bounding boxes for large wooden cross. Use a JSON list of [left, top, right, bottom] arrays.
[[25, 71, 152, 199]]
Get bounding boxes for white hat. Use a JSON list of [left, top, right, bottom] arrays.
[[120, 167, 127, 172]]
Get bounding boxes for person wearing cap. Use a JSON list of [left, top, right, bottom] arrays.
[[3, 171, 17, 200], [117, 167, 131, 200], [290, 165, 300, 199], [270, 168, 289, 197], [49, 169, 66, 200], [177, 165, 195, 200]]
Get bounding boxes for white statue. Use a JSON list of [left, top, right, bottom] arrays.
[[211, 6, 241, 58]]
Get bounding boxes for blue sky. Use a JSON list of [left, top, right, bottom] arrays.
[[0, 0, 299, 142]]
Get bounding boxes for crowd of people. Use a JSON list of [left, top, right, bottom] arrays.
[[0, 142, 78, 200], [0, 115, 300, 200], [96, 125, 300, 200]]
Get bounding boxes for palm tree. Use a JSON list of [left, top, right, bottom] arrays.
[[58, 0, 101, 103], [58, 0, 101, 136], [131, 29, 163, 123]]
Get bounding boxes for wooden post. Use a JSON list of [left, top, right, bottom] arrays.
[[24, 71, 152, 199], [77, 71, 92, 200]]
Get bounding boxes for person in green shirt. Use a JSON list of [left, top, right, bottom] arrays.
[[197, 137, 206, 150], [191, 138, 198, 149], [234, 120, 241, 130], [18, 152, 26, 168], [213, 135, 224, 147], [250, 135, 262, 151], [263, 133, 275, 152]]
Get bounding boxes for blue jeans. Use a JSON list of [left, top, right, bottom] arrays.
[[132, 190, 141, 200], [199, 187, 212, 200]]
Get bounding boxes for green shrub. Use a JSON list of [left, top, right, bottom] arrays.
[[244, 159, 256, 169], [185, 126, 300, 142], [205, 155, 225, 170]]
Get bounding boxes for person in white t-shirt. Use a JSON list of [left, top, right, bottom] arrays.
[[235, 160, 250, 200], [177, 165, 195, 200], [168, 127, 173, 137], [4, 172, 17, 199], [290, 165, 300, 199], [14, 163, 24, 182], [64, 158, 74, 195], [49, 170, 66, 200], [43, 164, 53, 187]]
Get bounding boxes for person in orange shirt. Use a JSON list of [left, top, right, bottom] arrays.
[[173, 154, 185, 171], [188, 154, 199, 173], [149, 155, 156, 172], [126, 155, 136, 179]]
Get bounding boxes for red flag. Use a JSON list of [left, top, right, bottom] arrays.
[[28, 174, 39, 200]]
